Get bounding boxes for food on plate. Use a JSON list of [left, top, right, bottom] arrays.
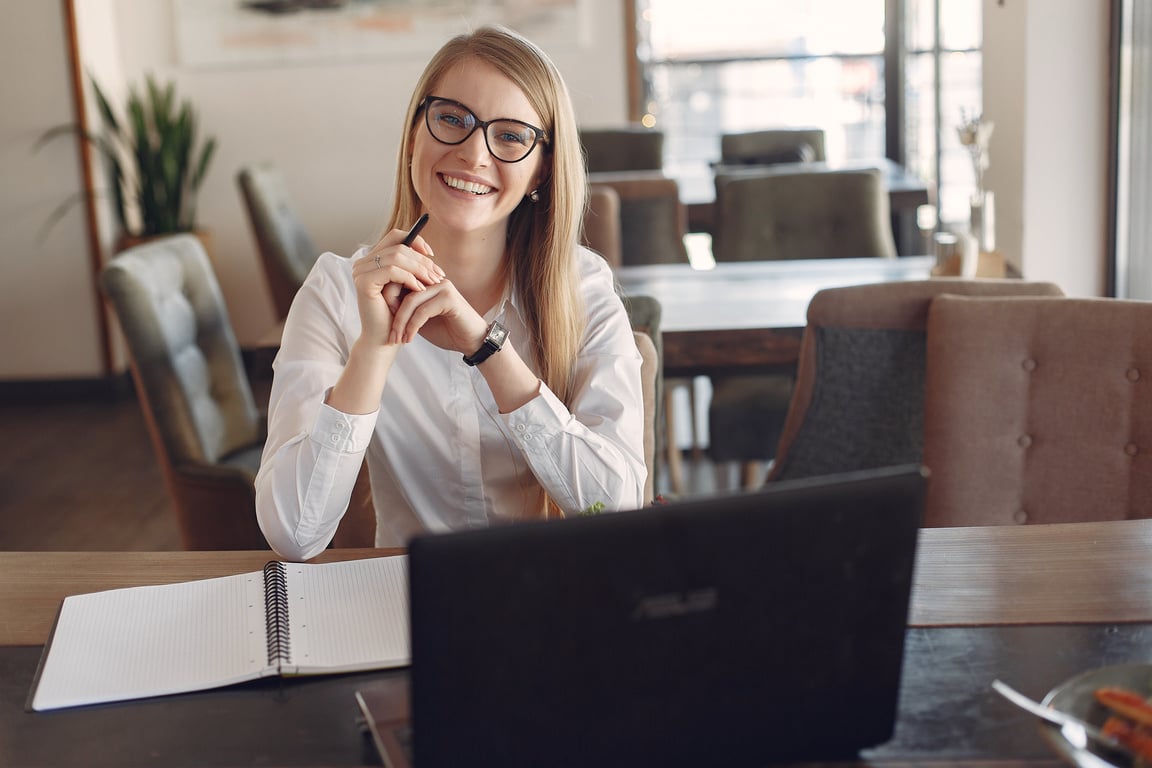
[[1096, 686, 1152, 761]]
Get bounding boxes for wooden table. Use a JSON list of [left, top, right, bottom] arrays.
[[615, 256, 935, 378], [3, 519, 1152, 765]]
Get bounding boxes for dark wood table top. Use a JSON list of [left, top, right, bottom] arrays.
[[615, 256, 935, 376]]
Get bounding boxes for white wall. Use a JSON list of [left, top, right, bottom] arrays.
[[0, 1, 104, 378], [983, 0, 1109, 296]]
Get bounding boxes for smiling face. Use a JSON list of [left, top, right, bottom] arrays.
[[410, 58, 547, 242]]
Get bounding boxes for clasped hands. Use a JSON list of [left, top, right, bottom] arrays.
[[351, 225, 489, 356]]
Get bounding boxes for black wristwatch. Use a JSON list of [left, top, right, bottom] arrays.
[[462, 321, 508, 366]]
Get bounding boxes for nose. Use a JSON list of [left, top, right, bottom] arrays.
[[455, 127, 492, 166]]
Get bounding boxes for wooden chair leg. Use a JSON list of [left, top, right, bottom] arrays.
[[741, 461, 762, 490]]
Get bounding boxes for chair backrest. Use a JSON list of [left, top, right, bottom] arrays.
[[767, 279, 1066, 485], [622, 294, 664, 492], [237, 163, 319, 321], [720, 128, 827, 165], [100, 234, 267, 549], [583, 184, 622, 268], [923, 295, 1152, 526], [586, 171, 689, 266], [633, 330, 659, 505], [712, 168, 896, 263], [580, 127, 664, 173]]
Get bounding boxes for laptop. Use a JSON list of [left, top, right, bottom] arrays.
[[356, 465, 925, 768]]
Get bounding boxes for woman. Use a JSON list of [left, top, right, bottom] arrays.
[[256, 25, 646, 560]]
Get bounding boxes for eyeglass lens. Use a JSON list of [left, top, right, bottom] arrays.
[[424, 98, 542, 163]]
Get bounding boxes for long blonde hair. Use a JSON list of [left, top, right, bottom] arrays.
[[387, 26, 586, 405]]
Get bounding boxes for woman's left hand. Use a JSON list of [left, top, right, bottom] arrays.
[[384, 279, 489, 355]]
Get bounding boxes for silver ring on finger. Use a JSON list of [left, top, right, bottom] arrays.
[[374, 254, 381, 269]]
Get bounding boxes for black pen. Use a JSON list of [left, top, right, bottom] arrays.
[[403, 213, 430, 246]]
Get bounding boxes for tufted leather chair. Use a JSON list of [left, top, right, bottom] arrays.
[[580, 127, 664, 173], [100, 234, 269, 549], [923, 295, 1152, 525], [766, 279, 1065, 487], [237, 164, 319, 321]]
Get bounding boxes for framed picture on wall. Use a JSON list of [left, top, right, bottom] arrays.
[[173, 0, 588, 68]]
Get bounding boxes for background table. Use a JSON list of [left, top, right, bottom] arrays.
[[615, 256, 935, 377]]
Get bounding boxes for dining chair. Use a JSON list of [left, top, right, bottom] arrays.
[[100, 234, 376, 549], [633, 330, 659, 505], [236, 163, 319, 321], [708, 168, 897, 486], [583, 184, 622, 268], [923, 294, 1152, 526], [719, 128, 827, 166], [585, 173, 698, 494], [585, 171, 691, 267], [766, 279, 1065, 486], [579, 126, 664, 173]]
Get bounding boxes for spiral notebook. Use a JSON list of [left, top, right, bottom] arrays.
[[28, 556, 410, 711]]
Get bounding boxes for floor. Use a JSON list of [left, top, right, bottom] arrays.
[[0, 374, 744, 551]]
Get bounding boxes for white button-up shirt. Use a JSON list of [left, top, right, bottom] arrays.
[[256, 246, 646, 560]]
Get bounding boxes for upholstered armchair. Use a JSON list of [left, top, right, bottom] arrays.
[[766, 279, 1065, 486], [923, 295, 1152, 525], [100, 234, 269, 549]]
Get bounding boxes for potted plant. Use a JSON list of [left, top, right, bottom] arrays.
[[39, 73, 217, 252]]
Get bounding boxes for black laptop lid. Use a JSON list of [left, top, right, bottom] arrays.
[[407, 465, 925, 768]]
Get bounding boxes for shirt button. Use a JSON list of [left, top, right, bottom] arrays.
[[1018, 434, 1032, 449], [1126, 443, 1139, 456], [516, 424, 526, 432], [1128, 368, 1141, 382], [1021, 358, 1037, 372], [330, 435, 340, 445], [1013, 508, 1028, 524]]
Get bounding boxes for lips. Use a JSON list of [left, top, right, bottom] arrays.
[[441, 173, 493, 195]]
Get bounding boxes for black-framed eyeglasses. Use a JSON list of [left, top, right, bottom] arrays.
[[421, 96, 547, 164]]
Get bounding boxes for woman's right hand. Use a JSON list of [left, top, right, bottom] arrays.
[[351, 226, 444, 347]]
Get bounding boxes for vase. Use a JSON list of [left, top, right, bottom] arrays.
[[970, 191, 995, 253]]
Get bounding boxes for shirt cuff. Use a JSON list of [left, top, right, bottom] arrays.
[[502, 383, 569, 444], [310, 402, 376, 453]]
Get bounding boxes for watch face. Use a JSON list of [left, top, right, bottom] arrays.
[[487, 323, 508, 347]]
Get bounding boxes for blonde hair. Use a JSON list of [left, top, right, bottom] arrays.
[[387, 25, 586, 405]]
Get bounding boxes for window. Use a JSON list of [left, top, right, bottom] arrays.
[[635, 0, 982, 230]]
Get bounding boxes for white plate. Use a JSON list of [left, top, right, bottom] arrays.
[[1039, 663, 1152, 768]]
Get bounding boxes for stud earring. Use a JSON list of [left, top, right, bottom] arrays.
[[528, 189, 540, 203]]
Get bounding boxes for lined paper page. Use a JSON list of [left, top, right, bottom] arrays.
[[284, 556, 410, 673], [31, 571, 268, 711]]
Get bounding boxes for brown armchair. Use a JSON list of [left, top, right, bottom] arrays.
[[923, 295, 1152, 525], [237, 163, 318, 321], [766, 279, 1065, 486]]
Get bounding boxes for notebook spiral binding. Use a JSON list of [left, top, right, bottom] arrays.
[[263, 561, 291, 666]]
